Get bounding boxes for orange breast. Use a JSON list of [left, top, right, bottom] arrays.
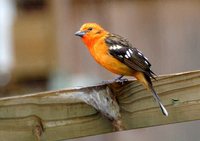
[[89, 38, 135, 76]]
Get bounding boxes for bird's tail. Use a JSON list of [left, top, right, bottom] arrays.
[[135, 72, 168, 116], [147, 81, 168, 116]]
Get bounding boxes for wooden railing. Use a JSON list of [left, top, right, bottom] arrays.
[[0, 70, 200, 141]]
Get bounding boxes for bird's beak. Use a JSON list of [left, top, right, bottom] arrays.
[[75, 30, 86, 37]]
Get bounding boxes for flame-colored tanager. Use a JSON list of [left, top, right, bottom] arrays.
[[75, 23, 168, 116]]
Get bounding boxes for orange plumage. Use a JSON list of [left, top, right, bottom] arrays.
[[75, 23, 168, 116]]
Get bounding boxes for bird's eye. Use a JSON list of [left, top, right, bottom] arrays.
[[88, 27, 93, 31]]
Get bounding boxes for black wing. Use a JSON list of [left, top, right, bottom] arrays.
[[105, 34, 168, 116], [105, 34, 156, 79]]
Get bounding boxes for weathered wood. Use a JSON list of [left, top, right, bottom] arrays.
[[0, 70, 200, 141]]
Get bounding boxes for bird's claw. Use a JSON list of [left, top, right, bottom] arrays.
[[115, 78, 128, 85], [100, 75, 128, 85]]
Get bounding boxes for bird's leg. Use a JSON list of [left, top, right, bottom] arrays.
[[115, 75, 124, 80], [101, 75, 128, 85], [114, 75, 128, 84]]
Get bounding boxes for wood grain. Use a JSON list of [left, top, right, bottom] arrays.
[[0, 70, 200, 141]]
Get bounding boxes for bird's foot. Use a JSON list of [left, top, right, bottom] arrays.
[[114, 75, 128, 85], [100, 75, 128, 85]]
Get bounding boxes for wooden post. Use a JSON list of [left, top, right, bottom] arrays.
[[0, 70, 200, 141]]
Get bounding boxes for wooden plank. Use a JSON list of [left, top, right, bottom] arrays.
[[0, 70, 200, 141], [114, 70, 200, 128]]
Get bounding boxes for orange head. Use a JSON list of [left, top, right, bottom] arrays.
[[75, 23, 108, 48]]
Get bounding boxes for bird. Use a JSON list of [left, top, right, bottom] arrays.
[[75, 23, 168, 116]]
